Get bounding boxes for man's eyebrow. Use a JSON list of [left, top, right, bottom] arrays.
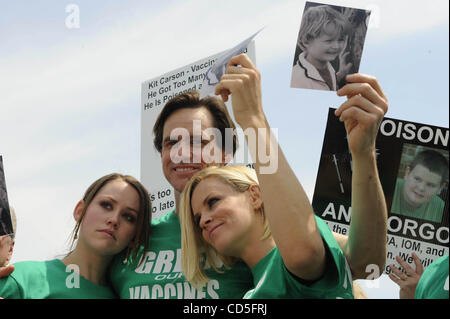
[[163, 136, 179, 143], [163, 135, 209, 144]]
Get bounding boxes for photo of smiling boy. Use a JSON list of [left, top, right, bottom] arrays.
[[291, 2, 370, 91], [392, 147, 449, 223]]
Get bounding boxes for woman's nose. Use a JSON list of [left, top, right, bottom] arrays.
[[106, 211, 120, 229], [199, 214, 212, 230]]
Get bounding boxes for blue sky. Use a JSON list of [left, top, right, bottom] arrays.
[[0, 0, 448, 299]]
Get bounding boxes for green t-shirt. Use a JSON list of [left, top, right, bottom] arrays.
[[415, 254, 449, 299], [109, 210, 253, 299], [244, 216, 354, 299], [392, 178, 445, 223], [0, 259, 117, 299]]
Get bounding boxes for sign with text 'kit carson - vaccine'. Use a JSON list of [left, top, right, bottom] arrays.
[[141, 40, 257, 219], [0, 156, 13, 236], [312, 108, 449, 273]]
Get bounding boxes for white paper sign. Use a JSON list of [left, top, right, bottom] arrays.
[[141, 41, 256, 219]]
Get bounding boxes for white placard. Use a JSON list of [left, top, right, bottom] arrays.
[[141, 42, 256, 219]]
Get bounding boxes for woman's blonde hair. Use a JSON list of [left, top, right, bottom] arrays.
[[69, 173, 151, 263], [180, 165, 270, 288]]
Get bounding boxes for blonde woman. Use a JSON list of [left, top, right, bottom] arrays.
[[181, 165, 355, 298], [180, 54, 388, 298]]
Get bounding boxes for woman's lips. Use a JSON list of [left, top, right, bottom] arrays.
[[208, 223, 224, 239], [98, 229, 116, 240]]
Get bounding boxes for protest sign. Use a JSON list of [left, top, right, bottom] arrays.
[[141, 41, 256, 219], [291, 2, 371, 91], [0, 156, 13, 236], [312, 108, 449, 274]]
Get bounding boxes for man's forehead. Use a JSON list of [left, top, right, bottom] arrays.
[[163, 107, 215, 135]]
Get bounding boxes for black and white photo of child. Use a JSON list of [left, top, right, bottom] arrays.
[[291, 2, 371, 91], [0, 156, 13, 236]]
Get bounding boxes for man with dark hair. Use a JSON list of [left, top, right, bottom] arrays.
[[153, 91, 238, 194], [392, 149, 449, 223], [152, 90, 240, 201], [153, 91, 238, 155]]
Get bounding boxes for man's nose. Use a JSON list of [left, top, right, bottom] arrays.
[[181, 140, 203, 164], [173, 140, 194, 163]]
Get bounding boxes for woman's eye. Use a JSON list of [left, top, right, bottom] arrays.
[[207, 197, 219, 208], [100, 201, 113, 210], [123, 213, 136, 223]]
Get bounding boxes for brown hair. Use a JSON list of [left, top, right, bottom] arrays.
[[152, 91, 238, 157], [410, 150, 449, 183], [70, 173, 151, 263]]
